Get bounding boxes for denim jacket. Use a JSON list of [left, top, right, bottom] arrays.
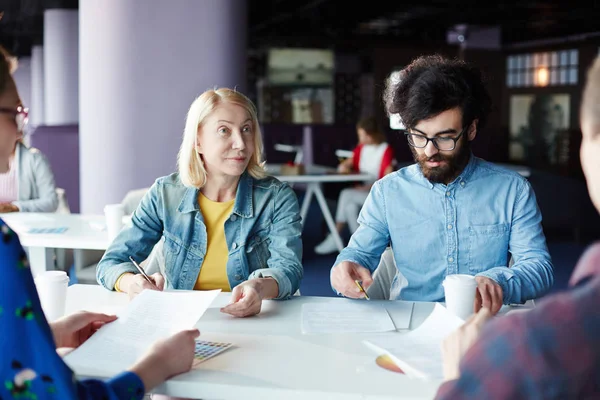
[[96, 172, 303, 299], [335, 155, 554, 304]]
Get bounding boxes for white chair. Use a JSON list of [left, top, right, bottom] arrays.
[[366, 247, 407, 300], [74, 187, 151, 284]]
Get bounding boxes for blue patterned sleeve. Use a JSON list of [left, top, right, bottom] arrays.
[[0, 219, 145, 400]]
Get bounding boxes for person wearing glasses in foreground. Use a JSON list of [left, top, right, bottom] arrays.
[[330, 54, 553, 314], [0, 42, 198, 400], [0, 46, 58, 213]]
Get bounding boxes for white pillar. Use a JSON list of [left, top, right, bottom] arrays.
[[30, 46, 44, 126], [12, 57, 31, 112], [79, 0, 247, 213], [44, 9, 79, 125]]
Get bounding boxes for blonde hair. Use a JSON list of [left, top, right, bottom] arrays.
[[177, 88, 267, 188]]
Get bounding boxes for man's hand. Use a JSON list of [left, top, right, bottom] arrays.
[[474, 276, 503, 315], [441, 308, 492, 381], [330, 261, 373, 299]]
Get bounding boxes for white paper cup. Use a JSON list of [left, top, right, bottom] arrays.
[[104, 204, 125, 241], [442, 274, 478, 320], [34, 271, 69, 322]]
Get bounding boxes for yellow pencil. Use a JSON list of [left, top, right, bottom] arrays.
[[354, 280, 370, 300]]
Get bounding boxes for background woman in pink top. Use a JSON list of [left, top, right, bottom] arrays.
[[315, 116, 395, 255]]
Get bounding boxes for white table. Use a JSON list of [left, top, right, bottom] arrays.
[[0, 213, 113, 276], [66, 285, 441, 399], [268, 164, 375, 252], [66, 285, 533, 399]]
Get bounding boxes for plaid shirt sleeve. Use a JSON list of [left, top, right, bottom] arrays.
[[435, 242, 600, 400]]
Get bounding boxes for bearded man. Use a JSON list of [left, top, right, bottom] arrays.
[[330, 55, 554, 314]]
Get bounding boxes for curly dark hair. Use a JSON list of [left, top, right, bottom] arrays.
[[383, 54, 492, 132]]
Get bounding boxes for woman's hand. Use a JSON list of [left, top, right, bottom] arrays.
[[51, 311, 117, 349], [220, 278, 279, 318], [129, 329, 200, 392], [120, 272, 165, 299]]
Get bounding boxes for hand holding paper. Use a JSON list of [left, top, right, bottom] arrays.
[[64, 289, 220, 377], [441, 307, 493, 381]]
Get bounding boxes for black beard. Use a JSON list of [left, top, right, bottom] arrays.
[[411, 140, 471, 184]]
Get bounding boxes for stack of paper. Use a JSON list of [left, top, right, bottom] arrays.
[[363, 303, 464, 380], [64, 289, 220, 375]]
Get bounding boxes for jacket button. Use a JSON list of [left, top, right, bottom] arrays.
[[232, 242, 237, 250], [231, 215, 237, 222], [235, 274, 242, 280]]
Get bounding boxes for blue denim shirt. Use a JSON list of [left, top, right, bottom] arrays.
[[334, 156, 554, 304], [97, 172, 303, 299]]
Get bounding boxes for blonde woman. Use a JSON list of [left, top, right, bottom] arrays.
[[97, 88, 303, 317]]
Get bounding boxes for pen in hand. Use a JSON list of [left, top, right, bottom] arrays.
[[354, 279, 370, 300], [129, 256, 160, 290]]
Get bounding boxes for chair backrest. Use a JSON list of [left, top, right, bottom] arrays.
[[121, 187, 150, 215], [366, 247, 407, 300]]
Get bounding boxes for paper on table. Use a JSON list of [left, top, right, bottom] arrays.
[[363, 303, 464, 380], [301, 302, 397, 334], [64, 289, 220, 375]]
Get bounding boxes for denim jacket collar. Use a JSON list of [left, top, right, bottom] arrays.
[[177, 172, 254, 218]]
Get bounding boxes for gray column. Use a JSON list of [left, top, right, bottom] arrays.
[[44, 9, 79, 125], [30, 46, 44, 126], [79, 0, 247, 213], [12, 57, 31, 111]]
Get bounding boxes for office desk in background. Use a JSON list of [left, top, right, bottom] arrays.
[[268, 163, 376, 252], [0, 212, 116, 276]]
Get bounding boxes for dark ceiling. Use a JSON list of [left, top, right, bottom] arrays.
[[1, 0, 599, 56]]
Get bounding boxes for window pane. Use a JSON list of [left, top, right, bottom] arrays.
[[551, 51, 558, 67], [525, 70, 532, 86], [570, 49, 578, 65], [560, 68, 567, 84], [569, 67, 578, 84], [506, 71, 512, 87], [550, 68, 559, 85], [560, 51, 569, 66]]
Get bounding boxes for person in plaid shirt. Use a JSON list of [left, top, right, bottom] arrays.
[[435, 57, 600, 399]]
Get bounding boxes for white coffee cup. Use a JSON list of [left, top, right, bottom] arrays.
[[34, 271, 69, 322], [104, 203, 125, 241], [442, 274, 478, 320]]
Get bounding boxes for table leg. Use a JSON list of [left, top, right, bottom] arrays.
[[27, 246, 54, 277], [312, 183, 344, 252], [299, 184, 315, 226]]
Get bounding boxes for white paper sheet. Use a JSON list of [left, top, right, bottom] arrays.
[[301, 302, 398, 334], [64, 289, 220, 375], [363, 303, 464, 380]]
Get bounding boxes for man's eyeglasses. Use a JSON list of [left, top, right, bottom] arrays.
[[0, 105, 29, 132], [403, 126, 468, 151]]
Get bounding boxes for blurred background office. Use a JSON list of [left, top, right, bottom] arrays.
[[1, 0, 599, 296]]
